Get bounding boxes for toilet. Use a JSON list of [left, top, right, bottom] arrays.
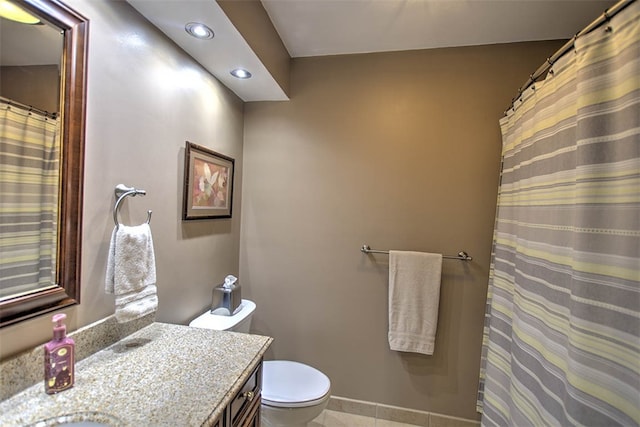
[[189, 299, 331, 427]]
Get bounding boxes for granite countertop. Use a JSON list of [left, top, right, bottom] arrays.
[[0, 322, 272, 426]]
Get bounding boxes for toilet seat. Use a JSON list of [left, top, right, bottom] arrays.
[[262, 360, 331, 408]]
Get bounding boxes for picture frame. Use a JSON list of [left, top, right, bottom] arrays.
[[182, 141, 234, 220]]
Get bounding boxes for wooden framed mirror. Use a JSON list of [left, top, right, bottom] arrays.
[[0, 0, 87, 326]]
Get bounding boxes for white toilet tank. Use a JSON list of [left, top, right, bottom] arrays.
[[189, 299, 256, 333]]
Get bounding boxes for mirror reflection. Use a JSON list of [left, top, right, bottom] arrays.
[[0, 0, 87, 327], [0, 8, 64, 301]]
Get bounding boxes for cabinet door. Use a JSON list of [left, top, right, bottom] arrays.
[[230, 362, 262, 427], [236, 391, 261, 427]]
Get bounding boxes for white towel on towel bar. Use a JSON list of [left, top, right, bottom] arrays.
[[105, 223, 158, 323], [388, 250, 442, 355]]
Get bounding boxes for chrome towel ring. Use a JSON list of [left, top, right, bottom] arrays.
[[113, 184, 152, 227]]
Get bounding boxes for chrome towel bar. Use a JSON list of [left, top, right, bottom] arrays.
[[361, 244, 472, 261]]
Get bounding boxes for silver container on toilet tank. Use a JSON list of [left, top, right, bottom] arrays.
[[210, 282, 241, 315]]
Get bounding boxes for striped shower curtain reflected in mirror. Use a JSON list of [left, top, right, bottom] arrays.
[[477, 1, 639, 426], [0, 100, 60, 300]]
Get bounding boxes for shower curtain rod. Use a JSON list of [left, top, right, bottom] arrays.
[[505, 0, 635, 115], [0, 96, 58, 119]]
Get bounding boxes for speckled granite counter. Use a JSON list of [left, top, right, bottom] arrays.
[[0, 322, 272, 426]]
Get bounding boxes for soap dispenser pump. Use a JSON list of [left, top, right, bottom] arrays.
[[44, 313, 75, 394]]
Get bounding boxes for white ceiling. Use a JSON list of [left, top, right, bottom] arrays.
[[127, 0, 616, 101], [4, 1, 618, 102], [126, 0, 290, 102], [262, 0, 618, 58]]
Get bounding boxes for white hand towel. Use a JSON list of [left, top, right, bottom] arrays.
[[114, 284, 158, 323], [388, 250, 442, 355], [106, 223, 156, 294], [105, 223, 158, 323]]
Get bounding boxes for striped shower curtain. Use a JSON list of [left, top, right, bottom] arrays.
[[478, 2, 639, 426], [0, 102, 60, 300]]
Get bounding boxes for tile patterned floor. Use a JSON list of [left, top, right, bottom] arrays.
[[310, 409, 424, 427], [312, 397, 481, 427]]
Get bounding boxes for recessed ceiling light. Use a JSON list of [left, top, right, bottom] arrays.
[[0, 0, 40, 24], [230, 68, 252, 79], [185, 22, 214, 40]]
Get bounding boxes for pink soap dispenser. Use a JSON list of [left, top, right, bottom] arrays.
[[44, 313, 75, 394]]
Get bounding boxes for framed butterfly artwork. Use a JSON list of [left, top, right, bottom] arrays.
[[182, 141, 234, 220]]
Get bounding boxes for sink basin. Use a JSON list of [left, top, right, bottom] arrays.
[[27, 412, 124, 427], [57, 423, 109, 426]]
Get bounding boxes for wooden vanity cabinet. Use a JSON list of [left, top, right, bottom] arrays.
[[210, 360, 262, 427]]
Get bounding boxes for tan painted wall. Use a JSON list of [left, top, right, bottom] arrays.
[[0, 0, 244, 360], [240, 41, 565, 420], [0, 65, 60, 113]]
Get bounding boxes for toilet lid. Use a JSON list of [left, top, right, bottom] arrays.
[[262, 360, 331, 408]]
